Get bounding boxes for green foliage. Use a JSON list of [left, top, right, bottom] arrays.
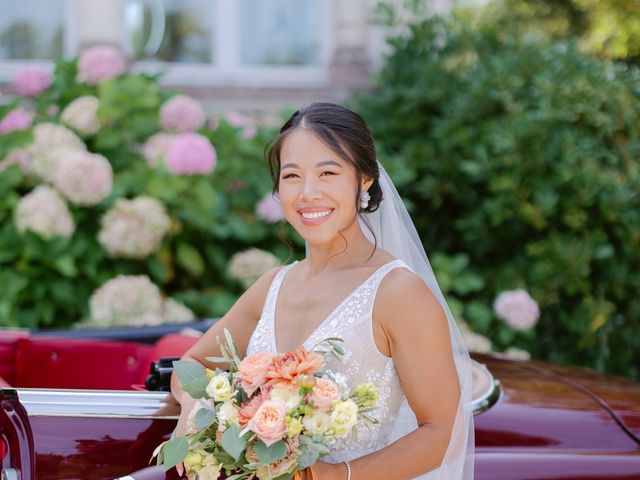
[[0, 59, 302, 330], [462, 0, 640, 65], [357, 11, 640, 378]]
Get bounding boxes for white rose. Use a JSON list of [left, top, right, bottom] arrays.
[[302, 411, 331, 435], [329, 399, 358, 437], [206, 374, 233, 402], [269, 383, 302, 412], [217, 400, 239, 431]]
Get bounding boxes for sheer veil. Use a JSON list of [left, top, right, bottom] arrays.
[[309, 160, 475, 479]]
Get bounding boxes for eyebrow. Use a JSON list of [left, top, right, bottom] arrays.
[[281, 160, 343, 170]]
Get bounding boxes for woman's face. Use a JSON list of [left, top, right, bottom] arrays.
[[278, 127, 371, 246]]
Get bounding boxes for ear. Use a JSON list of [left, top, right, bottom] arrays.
[[362, 176, 374, 192]]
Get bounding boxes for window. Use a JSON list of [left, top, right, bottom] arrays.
[[0, 0, 68, 60], [126, 0, 213, 63], [0, 0, 331, 87], [125, 0, 331, 86], [239, 0, 324, 66]]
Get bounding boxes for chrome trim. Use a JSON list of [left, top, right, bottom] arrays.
[[1, 469, 20, 480], [15, 388, 180, 419], [470, 360, 501, 415]]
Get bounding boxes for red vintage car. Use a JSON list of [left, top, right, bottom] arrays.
[[1, 323, 639, 480]]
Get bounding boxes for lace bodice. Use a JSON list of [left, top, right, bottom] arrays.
[[246, 259, 412, 463]]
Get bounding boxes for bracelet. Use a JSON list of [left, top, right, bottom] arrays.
[[343, 460, 352, 480]]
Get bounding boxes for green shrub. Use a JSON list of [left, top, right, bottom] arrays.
[[356, 12, 640, 378]]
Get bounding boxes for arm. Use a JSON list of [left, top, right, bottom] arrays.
[[313, 269, 461, 480], [171, 265, 283, 435]]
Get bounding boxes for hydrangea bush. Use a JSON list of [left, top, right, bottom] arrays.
[[0, 46, 302, 330]]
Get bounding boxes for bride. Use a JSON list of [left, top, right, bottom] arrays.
[[171, 103, 474, 479]]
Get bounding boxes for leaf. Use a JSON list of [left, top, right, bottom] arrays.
[[176, 242, 205, 277], [160, 436, 189, 471], [273, 472, 296, 480], [254, 439, 287, 464], [182, 378, 210, 399], [173, 360, 206, 386], [194, 406, 216, 428], [296, 445, 319, 470], [220, 424, 247, 461]]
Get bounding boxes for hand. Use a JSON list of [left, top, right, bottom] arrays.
[[309, 461, 348, 480], [173, 395, 198, 437]]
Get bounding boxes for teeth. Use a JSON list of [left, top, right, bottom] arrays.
[[301, 210, 331, 219]]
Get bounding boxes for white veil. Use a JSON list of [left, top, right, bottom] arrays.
[[308, 160, 475, 479]]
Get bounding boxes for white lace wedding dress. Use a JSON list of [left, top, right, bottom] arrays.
[[246, 259, 412, 464]]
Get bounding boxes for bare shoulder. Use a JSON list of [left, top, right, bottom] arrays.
[[240, 264, 284, 318], [374, 266, 448, 341]]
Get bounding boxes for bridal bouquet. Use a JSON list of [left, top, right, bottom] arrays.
[[154, 330, 378, 480]]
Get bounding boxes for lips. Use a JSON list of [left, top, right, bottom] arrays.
[[297, 207, 334, 225]]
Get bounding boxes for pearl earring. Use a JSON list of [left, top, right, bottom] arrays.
[[360, 190, 370, 209]]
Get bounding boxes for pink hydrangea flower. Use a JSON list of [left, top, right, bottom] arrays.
[[140, 132, 175, 167], [493, 288, 540, 330], [225, 110, 257, 139], [256, 193, 284, 223], [52, 150, 113, 206], [12, 65, 52, 97], [160, 95, 206, 133], [165, 132, 216, 174], [78, 46, 127, 85], [0, 108, 33, 133]]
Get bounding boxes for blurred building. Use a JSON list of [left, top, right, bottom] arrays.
[[0, 0, 451, 117]]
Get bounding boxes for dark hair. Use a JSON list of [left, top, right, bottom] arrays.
[[265, 102, 382, 257]]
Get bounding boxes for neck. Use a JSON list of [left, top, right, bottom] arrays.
[[304, 220, 374, 278]]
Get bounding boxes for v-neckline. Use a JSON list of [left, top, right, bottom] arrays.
[[270, 260, 398, 354]]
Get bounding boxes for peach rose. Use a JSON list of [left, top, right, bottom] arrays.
[[238, 390, 268, 428], [237, 352, 273, 396], [248, 400, 288, 446], [266, 347, 324, 387], [308, 378, 340, 412]]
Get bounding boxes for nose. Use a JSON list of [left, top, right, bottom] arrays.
[[300, 177, 322, 202]]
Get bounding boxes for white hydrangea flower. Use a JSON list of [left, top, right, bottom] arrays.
[[98, 196, 171, 258], [52, 150, 113, 206], [503, 346, 531, 361], [60, 95, 101, 136], [89, 275, 164, 327], [163, 298, 195, 323], [228, 248, 281, 288], [15, 185, 75, 239], [458, 321, 492, 353], [27, 123, 85, 181]]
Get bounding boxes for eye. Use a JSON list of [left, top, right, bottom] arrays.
[[320, 171, 337, 177], [281, 173, 298, 179]]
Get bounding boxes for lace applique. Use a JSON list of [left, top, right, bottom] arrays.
[[247, 259, 414, 463]]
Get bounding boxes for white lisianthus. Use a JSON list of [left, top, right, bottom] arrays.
[[329, 399, 358, 437], [198, 463, 222, 480], [302, 411, 331, 435], [206, 374, 233, 402], [217, 400, 239, 432], [269, 383, 302, 413]]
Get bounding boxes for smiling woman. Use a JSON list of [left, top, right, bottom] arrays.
[[170, 102, 474, 480]]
